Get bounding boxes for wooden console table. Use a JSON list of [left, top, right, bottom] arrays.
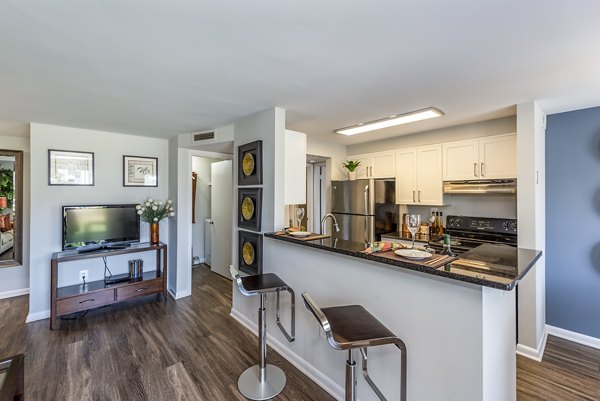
[[50, 242, 167, 330]]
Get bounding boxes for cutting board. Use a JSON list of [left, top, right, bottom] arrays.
[[276, 233, 331, 241]]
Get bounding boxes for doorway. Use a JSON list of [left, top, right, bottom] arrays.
[[191, 156, 230, 276], [306, 155, 327, 233]]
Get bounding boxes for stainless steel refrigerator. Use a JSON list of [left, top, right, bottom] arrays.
[[331, 179, 397, 244]]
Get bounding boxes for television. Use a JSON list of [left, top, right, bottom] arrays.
[[62, 204, 140, 251]]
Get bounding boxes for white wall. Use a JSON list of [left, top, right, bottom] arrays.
[[28, 123, 170, 321], [347, 116, 516, 155], [307, 137, 347, 181], [191, 156, 223, 260], [516, 102, 547, 358], [0, 127, 30, 298]]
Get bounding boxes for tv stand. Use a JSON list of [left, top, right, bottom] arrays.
[[50, 242, 167, 330]]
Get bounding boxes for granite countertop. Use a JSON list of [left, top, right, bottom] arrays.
[[264, 233, 541, 290]]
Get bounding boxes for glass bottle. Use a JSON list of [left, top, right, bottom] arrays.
[[437, 212, 444, 235], [440, 234, 455, 256], [429, 211, 436, 237]]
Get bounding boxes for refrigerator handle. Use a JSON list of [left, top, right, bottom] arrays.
[[364, 185, 369, 244]]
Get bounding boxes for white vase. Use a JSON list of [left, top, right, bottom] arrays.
[[348, 171, 357, 181]]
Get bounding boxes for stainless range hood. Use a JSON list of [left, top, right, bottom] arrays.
[[443, 179, 517, 194]]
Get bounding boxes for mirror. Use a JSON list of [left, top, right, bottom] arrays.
[[0, 150, 23, 267]]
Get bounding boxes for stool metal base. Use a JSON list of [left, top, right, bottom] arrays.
[[238, 364, 286, 400]]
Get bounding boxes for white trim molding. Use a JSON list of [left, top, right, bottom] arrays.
[[173, 288, 192, 299], [547, 325, 600, 350], [0, 288, 29, 300], [26, 309, 50, 323], [230, 308, 344, 401], [516, 325, 548, 362]]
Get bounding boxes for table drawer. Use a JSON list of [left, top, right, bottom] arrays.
[[117, 279, 163, 301], [57, 289, 115, 315]]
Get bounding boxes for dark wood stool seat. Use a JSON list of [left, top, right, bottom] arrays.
[[302, 293, 407, 401], [240, 273, 289, 294], [322, 305, 397, 350]]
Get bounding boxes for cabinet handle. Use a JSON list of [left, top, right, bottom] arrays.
[[79, 298, 95, 304], [412, 190, 416, 202], [136, 287, 149, 292], [474, 163, 478, 177], [418, 190, 421, 202], [481, 162, 485, 177]]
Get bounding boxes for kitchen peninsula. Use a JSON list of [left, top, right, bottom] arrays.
[[232, 233, 541, 401]]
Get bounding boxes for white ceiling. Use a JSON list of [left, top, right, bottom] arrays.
[[0, 1, 599, 144]]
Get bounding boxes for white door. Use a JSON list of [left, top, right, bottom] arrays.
[[394, 148, 417, 204], [478, 134, 517, 179], [417, 145, 444, 205], [370, 151, 395, 178], [442, 139, 479, 181], [210, 160, 233, 278]]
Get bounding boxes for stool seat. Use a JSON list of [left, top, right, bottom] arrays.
[[322, 305, 397, 350], [240, 273, 289, 294]]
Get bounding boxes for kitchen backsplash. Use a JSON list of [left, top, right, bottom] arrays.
[[403, 194, 517, 225]]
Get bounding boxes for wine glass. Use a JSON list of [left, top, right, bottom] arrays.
[[295, 207, 305, 229], [405, 214, 421, 250]]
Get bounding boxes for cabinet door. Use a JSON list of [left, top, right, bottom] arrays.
[[394, 149, 417, 204], [370, 151, 395, 178], [442, 139, 479, 180], [478, 134, 517, 179], [417, 145, 444, 205], [352, 155, 371, 179]]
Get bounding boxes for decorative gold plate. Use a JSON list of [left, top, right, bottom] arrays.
[[242, 153, 255, 176], [242, 242, 255, 265], [241, 197, 255, 221]]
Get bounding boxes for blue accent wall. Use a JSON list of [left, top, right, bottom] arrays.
[[546, 106, 600, 338]]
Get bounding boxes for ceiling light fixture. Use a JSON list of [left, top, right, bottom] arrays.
[[335, 107, 444, 136]]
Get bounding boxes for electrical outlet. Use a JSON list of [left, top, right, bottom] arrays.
[[80, 270, 88, 283]]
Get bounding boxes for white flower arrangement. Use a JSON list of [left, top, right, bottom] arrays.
[[136, 198, 175, 224]]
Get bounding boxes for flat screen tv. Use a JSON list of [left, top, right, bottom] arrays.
[[62, 204, 140, 251]]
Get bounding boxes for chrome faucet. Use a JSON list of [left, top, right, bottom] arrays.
[[321, 213, 340, 235]]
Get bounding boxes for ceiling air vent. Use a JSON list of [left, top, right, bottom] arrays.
[[193, 131, 215, 141]]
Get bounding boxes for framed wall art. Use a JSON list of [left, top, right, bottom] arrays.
[[123, 155, 158, 187], [239, 230, 263, 275], [48, 149, 95, 186], [238, 140, 262, 186], [238, 187, 262, 231]]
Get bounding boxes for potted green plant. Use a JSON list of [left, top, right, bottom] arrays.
[[0, 168, 13, 207], [342, 160, 361, 181]]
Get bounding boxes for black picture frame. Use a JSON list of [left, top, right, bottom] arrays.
[[48, 149, 95, 186], [239, 230, 263, 275], [238, 140, 262, 186], [238, 187, 262, 231], [123, 155, 158, 187]]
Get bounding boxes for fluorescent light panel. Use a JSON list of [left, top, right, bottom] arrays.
[[336, 107, 444, 136]]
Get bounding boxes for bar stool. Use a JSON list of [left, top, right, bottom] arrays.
[[230, 265, 296, 400], [302, 293, 407, 401]]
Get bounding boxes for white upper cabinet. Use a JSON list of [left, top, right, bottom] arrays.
[[417, 145, 443, 205], [351, 151, 395, 179], [478, 134, 517, 179], [443, 134, 516, 180], [395, 145, 444, 205], [395, 149, 418, 204], [284, 129, 307, 205], [443, 139, 479, 180]]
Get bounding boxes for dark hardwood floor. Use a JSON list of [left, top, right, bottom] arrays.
[[1, 265, 600, 400], [0, 265, 334, 401]]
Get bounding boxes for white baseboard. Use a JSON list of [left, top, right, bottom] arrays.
[[230, 309, 344, 401], [26, 309, 50, 323], [547, 325, 600, 350], [0, 288, 28, 300], [516, 326, 548, 362], [173, 288, 192, 299]]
